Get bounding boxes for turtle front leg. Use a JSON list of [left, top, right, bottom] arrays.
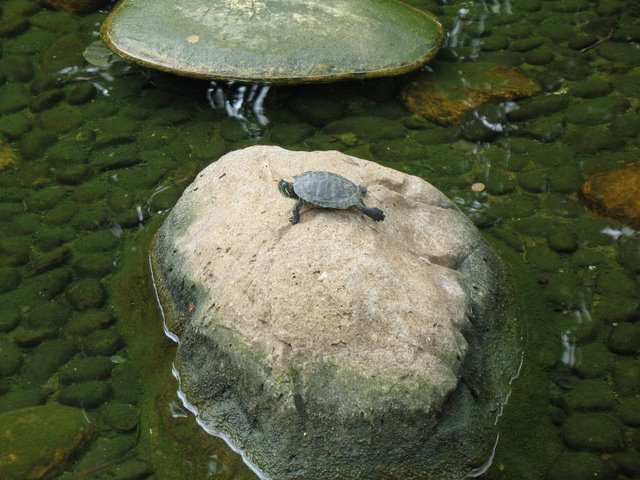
[[290, 199, 304, 224]]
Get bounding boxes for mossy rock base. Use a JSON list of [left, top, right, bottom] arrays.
[[0, 404, 96, 480], [101, 0, 443, 83]]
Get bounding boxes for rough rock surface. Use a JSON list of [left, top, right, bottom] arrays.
[[401, 61, 540, 125], [581, 163, 640, 229], [150, 146, 520, 479]]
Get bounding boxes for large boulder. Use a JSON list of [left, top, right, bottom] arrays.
[[150, 146, 520, 479]]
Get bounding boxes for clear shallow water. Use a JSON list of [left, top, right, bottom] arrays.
[[0, 0, 639, 479]]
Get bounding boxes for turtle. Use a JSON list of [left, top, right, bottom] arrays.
[[277, 171, 385, 224]]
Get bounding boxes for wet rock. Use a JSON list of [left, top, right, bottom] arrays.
[[102, 401, 139, 432], [0, 111, 32, 140], [545, 452, 615, 480], [613, 451, 640, 478], [72, 253, 116, 277], [0, 267, 21, 293], [596, 269, 636, 298], [581, 163, 640, 229], [613, 72, 640, 97], [1, 56, 34, 82], [524, 46, 555, 66], [480, 168, 516, 195], [0, 83, 29, 114], [569, 79, 614, 98], [21, 339, 77, 387], [58, 380, 111, 408], [44, 200, 78, 225], [0, 17, 30, 38], [148, 186, 181, 212], [39, 0, 110, 14], [26, 187, 67, 212], [0, 339, 22, 377], [591, 295, 639, 325], [109, 459, 153, 479], [24, 301, 70, 329], [83, 327, 123, 356], [401, 61, 539, 125], [618, 397, 640, 427], [618, 235, 640, 274], [564, 379, 616, 411], [19, 129, 57, 160], [66, 310, 114, 336], [12, 327, 57, 348], [563, 413, 623, 451], [461, 103, 509, 142], [111, 363, 141, 404], [0, 306, 20, 333], [568, 34, 599, 51], [507, 94, 569, 122], [547, 228, 578, 253], [150, 146, 520, 480], [597, 42, 640, 65], [546, 273, 589, 310], [0, 389, 47, 413], [517, 168, 548, 193], [56, 164, 94, 185], [66, 81, 97, 105], [549, 166, 583, 194], [613, 358, 640, 395], [324, 115, 405, 142], [0, 403, 95, 479], [510, 36, 544, 52], [565, 96, 630, 125], [65, 278, 107, 311], [30, 89, 64, 113], [574, 343, 610, 378], [59, 356, 114, 384], [37, 106, 83, 134], [91, 144, 140, 171], [525, 246, 562, 272], [567, 125, 625, 154], [40, 33, 86, 72], [608, 322, 640, 355]]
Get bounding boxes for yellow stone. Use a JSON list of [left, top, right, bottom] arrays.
[[581, 163, 640, 229], [401, 61, 540, 125]]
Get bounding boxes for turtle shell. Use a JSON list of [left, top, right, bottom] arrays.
[[293, 171, 362, 209]]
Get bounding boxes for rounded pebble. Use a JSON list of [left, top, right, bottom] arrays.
[[58, 380, 112, 408], [563, 413, 623, 451], [547, 229, 578, 253]]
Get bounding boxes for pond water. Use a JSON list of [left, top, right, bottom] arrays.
[[0, 0, 639, 479]]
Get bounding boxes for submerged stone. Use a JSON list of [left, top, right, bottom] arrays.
[[581, 163, 640, 229], [150, 146, 520, 479], [401, 61, 540, 125], [101, 0, 443, 83], [0, 404, 95, 480]]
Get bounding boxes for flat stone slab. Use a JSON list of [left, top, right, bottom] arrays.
[[101, 0, 443, 83], [150, 146, 520, 479]]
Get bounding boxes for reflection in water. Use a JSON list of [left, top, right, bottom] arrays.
[[207, 81, 271, 136]]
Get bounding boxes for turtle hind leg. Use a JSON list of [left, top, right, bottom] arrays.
[[357, 204, 385, 222], [290, 199, 304, 224]]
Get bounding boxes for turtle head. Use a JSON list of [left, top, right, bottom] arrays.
[[277, 179, 297, 199]]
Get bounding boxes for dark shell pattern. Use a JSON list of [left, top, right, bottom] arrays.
[[293, 171, 363, 209]]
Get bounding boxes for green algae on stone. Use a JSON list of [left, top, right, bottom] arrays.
[[0, 403, 95, 479], [101, 0, 443, 83]]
